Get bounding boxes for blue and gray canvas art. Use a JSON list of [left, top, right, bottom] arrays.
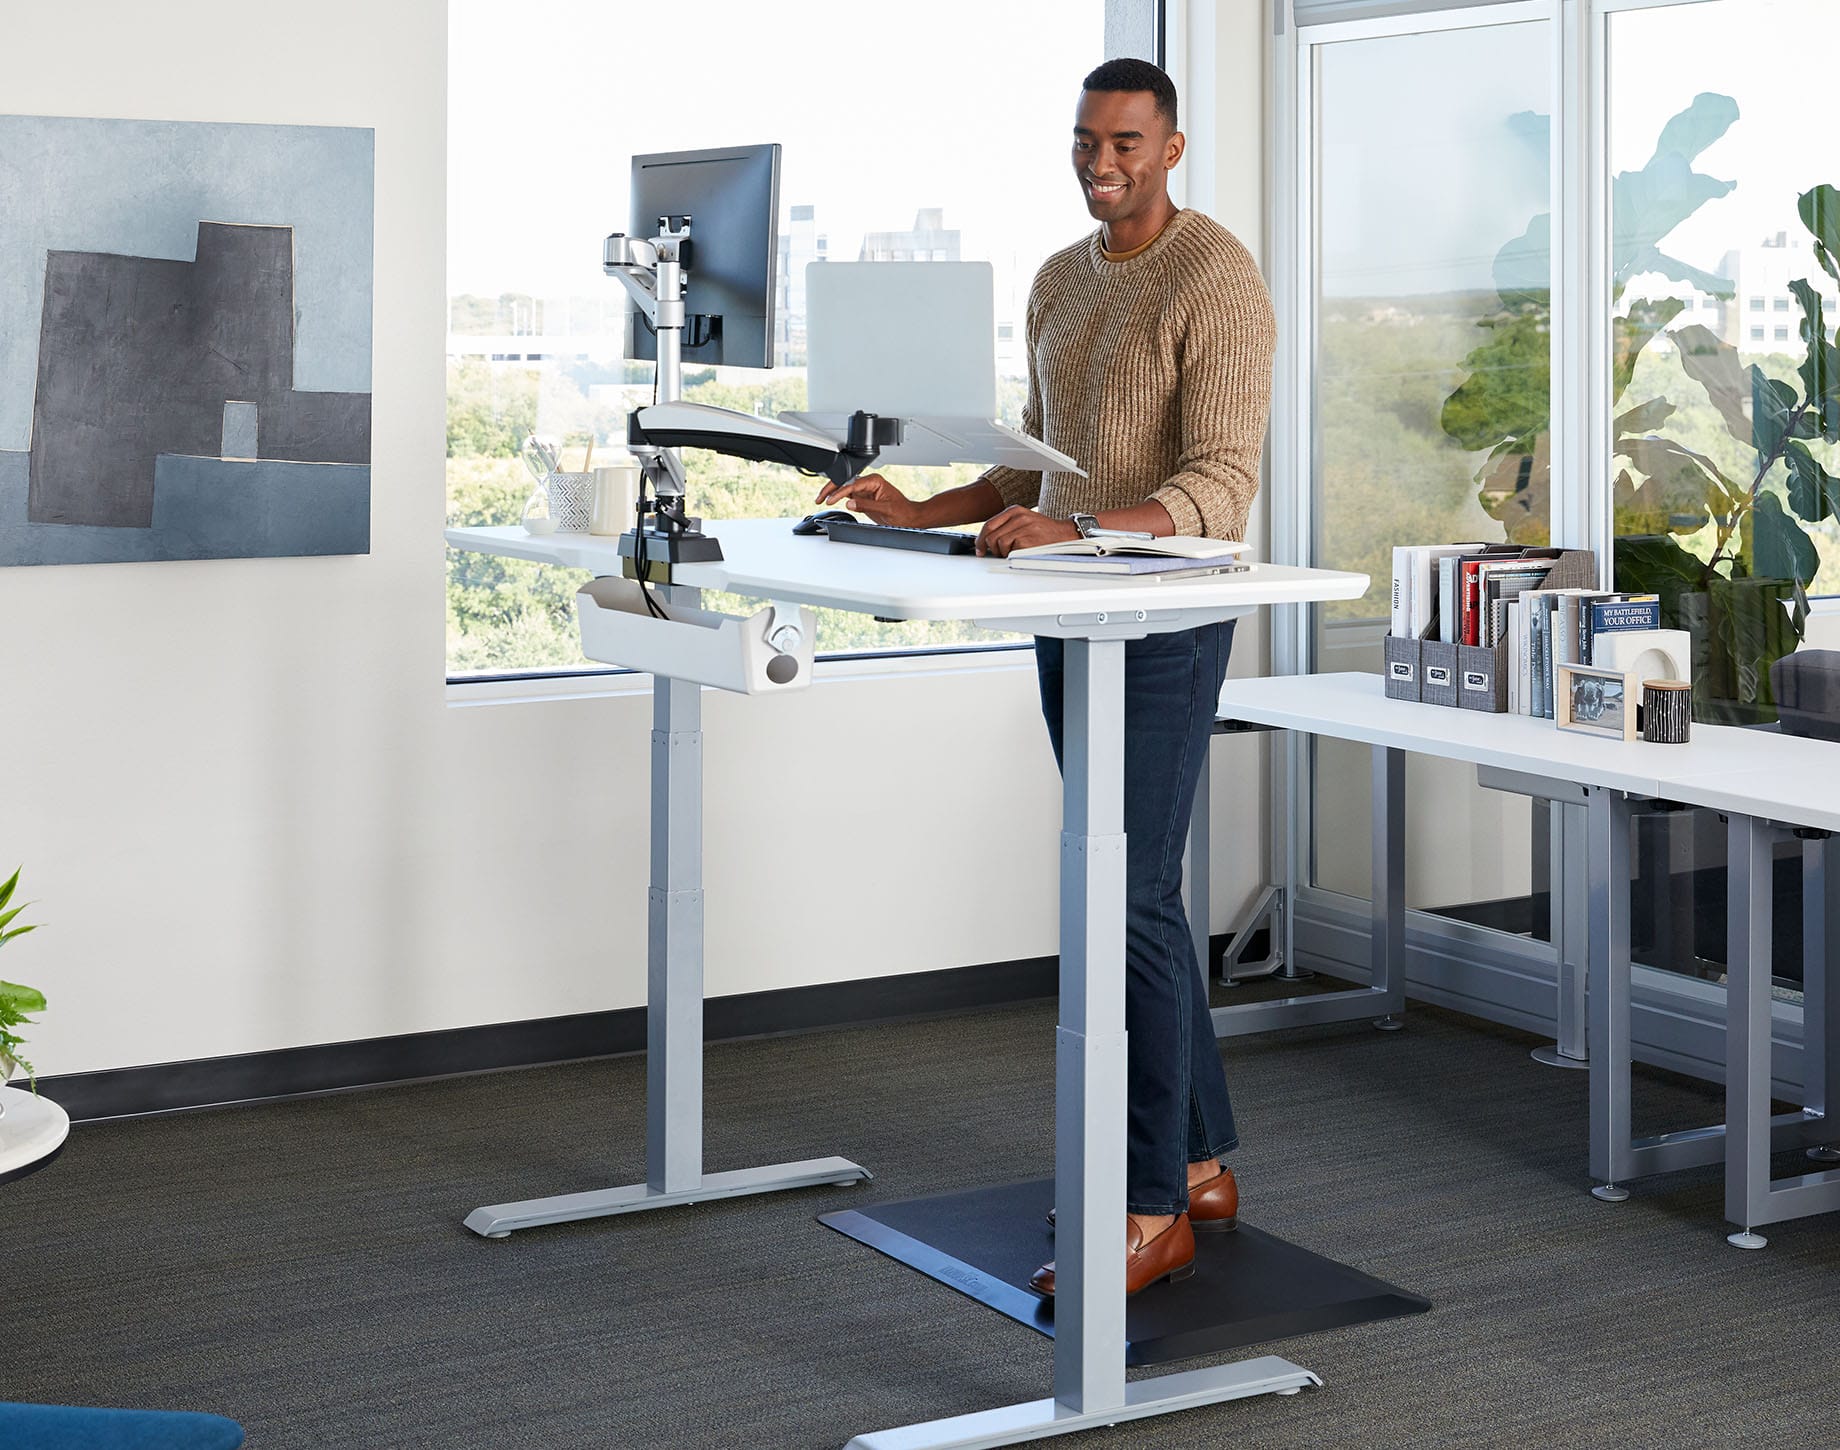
[[0, 115, 373, 565]]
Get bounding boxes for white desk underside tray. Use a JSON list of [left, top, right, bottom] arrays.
[[783, 411, 1084, 476], [576, 578, 814, 694]]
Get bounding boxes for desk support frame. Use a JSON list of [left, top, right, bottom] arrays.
[[1207, 741, 1407, 1039], [465, 587, 872, 1240], [1724, 816, 1840, 1247], [847, 634, 1318, 1448]]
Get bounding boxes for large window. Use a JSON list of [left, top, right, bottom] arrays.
[[446, 0, 1106, 677], [1306, 13, 1553, 931]]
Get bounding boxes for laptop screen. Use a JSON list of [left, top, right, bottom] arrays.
[[805, 261, 997, 420]]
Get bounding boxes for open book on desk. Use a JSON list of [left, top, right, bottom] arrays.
[[1005, 535, 1251, 576]]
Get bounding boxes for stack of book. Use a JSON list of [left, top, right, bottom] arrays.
[[1383, 545, 1599, 712], [1501, 589, 1661, 718]]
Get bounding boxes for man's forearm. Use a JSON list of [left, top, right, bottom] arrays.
[[916, 479, 1007, 528], [1090, 500, 1177, 537]]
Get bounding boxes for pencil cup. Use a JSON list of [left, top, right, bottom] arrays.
[[1640, 680, 1691, 744], [545, 471, 595, 533], [590, 457, 643, 536]]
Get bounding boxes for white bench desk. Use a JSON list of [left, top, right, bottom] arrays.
[[446, 518, 1366, 1450], [1212, 671, 1840, 1247]]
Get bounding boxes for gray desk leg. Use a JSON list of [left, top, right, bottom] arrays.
[[1534, 801, 1590, 1069], [1371, 745, 1406, 1031], [1804, 836, 1840, 1164], [466, 656, 871, 1240], [1588, 787, 1635, 1202], [1724, 817, 1840, 1246], [1727, 813, 1775, 1248], [845, 637, 1317, 1448]]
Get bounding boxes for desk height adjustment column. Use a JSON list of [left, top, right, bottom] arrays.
[[464, 588, 871, 1241]]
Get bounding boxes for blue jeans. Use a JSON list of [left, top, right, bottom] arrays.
[[1034, 623, 1240, 1216]]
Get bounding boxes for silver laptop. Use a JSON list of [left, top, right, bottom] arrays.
[[787, 261, 1081, 474]]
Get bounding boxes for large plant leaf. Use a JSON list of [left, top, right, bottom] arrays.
[[0, 869, 16, 913], [1749, 492, 1820, 584], [1785, 440, 1840, 522], [1615, 397, 1678, 434], [1611, 94, 1739, 289], [1439, 306, 1552, 452], [1613, 298, 1686, 401], [1613, 531, 1710, 612], [1790, 278, 1840, 410], [1618, 434, 1735, 533], [0, 925, 36, 947], [1752, 370, 1801, 459], [1801, 184, 1840, 284], [1671, 324, 1752, 444], [0, 981, 45, 1013]]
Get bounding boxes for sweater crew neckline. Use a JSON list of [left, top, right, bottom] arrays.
[[1089, 208, 1196, 273]]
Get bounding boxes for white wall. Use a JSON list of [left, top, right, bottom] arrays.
[[2, 0, 1277, 1079]]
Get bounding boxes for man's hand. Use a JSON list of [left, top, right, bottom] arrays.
[[814, 472, 925, 528], [977, 506, 1080, 557]]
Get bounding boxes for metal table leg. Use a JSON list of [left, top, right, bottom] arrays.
[[466, 645, 870, 1239], [1724, 817, 1840, 1248], [1588, 787, 1636, 1202], [1533, 800, 1590, 1069], [1805, 834, 1840, 1164], [845, 636, 1316, 1448], [1210, 742, 1406, 1038]]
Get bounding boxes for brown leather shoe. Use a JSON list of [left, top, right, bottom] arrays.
[[1046, 1168, 1239, 1232], [1186, 1167, 1239, 1233], [1028, 1214, 1196, 1297]]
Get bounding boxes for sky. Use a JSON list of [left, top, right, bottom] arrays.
[[447, 0, 1108, 315], [1317, 0, 1838, 299]]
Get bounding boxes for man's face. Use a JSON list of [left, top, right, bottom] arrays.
[[1071, 88, 1183, 226]]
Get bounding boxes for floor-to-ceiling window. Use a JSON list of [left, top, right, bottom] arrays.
[[1303, 5, 1554, 935]]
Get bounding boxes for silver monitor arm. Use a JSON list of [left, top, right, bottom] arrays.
[[603, 216, 902, 584]]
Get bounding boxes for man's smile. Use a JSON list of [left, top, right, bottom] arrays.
[[1085, 178, 1127, 198]]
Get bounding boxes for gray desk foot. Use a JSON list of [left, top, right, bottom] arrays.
[[1727, 1230, 1768, 1250], [1531, 1045, 1589, 1070], [1591, 1183, 1630, 1203], [842, 1357, 1321, 1449], [465, 1157, 872, 1238], [1807, 1145, 1840, 1163], [1373, 1015, 1404, 1033]]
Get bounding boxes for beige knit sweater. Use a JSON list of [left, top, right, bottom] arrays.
[[979, 209, 1276, 540]]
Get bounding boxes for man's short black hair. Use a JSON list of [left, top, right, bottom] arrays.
[[1082, 58, 1178, 130]]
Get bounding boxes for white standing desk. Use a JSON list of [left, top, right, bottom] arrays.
[[1213, 672, 1840, 1246], [446, 518, 1365, 1449]]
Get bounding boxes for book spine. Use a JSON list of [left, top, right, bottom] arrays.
[[1547, 597, 1562, 718], [1391, 547, 1411, 638], [1591, 601, 1661, 635], [1439, 557, 1457, 644], [1462, 563, 1481, 647]]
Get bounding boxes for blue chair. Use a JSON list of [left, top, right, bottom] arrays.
[[0, 1402, 245, 1448]]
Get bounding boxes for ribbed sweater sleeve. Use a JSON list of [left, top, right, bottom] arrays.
[[973, 210, 1275, 540]]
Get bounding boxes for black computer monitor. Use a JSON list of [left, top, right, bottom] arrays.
[[628, 143, 780, 371]]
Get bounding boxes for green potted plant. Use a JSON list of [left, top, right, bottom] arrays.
[[0, 867, 45, 1095]]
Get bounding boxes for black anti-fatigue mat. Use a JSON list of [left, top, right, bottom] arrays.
[[820, 1177, 1429, 1366]]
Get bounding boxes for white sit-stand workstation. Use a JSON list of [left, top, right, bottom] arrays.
[[1209, 671, 1840, 1250], [447, 142, 1371, 1448]]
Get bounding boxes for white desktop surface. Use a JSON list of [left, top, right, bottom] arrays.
[[1217, 671, 1840, 823], [445, 518, 1368, 625], [0, 1086, 68, 1182]]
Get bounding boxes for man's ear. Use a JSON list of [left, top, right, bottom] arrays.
[[1165, 129, 1186, 170]]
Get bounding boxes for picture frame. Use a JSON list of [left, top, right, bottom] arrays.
[[1555, 662, 1636, 741]]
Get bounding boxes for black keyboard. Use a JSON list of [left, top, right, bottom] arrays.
[[820, 518, 977, 556]]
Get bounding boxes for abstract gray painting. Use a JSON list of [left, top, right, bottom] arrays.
[[0, 115, 373, 565]]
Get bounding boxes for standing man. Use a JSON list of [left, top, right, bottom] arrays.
[[815, 57, 1275, 1296]]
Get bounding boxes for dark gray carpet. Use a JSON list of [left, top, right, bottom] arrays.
[[3, 995, 1838, 1449]]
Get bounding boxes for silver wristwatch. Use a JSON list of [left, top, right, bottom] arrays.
[[1071, 512, 1154, 542]]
